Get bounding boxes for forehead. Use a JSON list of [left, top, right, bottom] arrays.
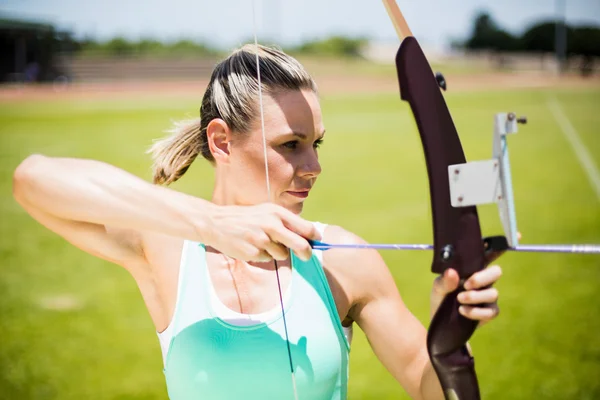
[[259, 89, 324, 135]]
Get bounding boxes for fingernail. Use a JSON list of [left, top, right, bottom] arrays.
[[457, 293, 465, 302], [459, 306, 466, 315]]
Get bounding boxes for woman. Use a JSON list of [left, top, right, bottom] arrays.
[[12, 44, 502, 400]]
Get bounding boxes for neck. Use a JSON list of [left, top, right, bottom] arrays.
[[211, 168, 233, 205], [211, 168, 268, 206]]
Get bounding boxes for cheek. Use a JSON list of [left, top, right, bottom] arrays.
[[230, 145, 292, 191], [245, 149, 296, 195], [266, 151, 296, 184]]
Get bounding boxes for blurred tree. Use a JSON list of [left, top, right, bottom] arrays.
[[569, 26, 600, 76], [461, 12, 600, 76], [570, 26, 600, 56], [465, 12, 520, 52], [521, 21, 572, 53], [290, 36, 367, 57], [521, 21, 600, 75], [167, 39, 215, 57], [104, 37, 136, 57], [76, 37, 217, 58], [136, 39, 165, 56]]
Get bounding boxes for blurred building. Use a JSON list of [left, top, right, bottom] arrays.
[[0, 16, 74, 83]]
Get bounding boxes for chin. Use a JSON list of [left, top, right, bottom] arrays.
[[287, 202, 304, 215]]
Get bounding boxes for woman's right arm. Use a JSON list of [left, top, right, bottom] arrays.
[[12, 155, 319, 270]]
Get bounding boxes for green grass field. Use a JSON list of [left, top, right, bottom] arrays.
[[1, 84, 599, 399]]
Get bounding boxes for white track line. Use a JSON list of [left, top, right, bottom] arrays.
[[546, 96, 600, 201]]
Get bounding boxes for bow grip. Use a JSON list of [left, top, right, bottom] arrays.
[[426, 236, 507, 400], [427, 289, 480, 400]]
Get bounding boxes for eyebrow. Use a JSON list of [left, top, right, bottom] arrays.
[[288, 130, 326, 139]]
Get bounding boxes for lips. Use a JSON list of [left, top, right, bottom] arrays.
[[286, 190, 310, 198]]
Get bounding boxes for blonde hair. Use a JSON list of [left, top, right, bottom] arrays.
[[148, 44, 318, 185]]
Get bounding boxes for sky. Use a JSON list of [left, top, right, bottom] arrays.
[[2, 0, 600, 50]]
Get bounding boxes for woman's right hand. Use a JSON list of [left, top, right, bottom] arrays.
[[205, 203, 321, 262]]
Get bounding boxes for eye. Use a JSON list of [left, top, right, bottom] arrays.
[[313, 138, 324, 149], [282, 140, 298, 150]]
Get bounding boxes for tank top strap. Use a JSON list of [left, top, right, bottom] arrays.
[[312, 221, 327, 264], [170, 240, 211, 339]]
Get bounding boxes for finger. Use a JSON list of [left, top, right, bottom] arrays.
[[243, 245, 273, 262], [278, 208, 322, 241], [457, 288, 499, 305], [464, 265, 502, 290], [255, 251, 274, 263], [266, 223, 313, 261], [263, 240, 290, 261], [459, 304, 500, 321], [433, 268, 460, 295], [251, 232, 289, 261]]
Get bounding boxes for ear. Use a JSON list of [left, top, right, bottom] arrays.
[[206, 118, 232, 163]]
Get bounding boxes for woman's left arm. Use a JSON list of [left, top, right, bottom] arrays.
[[324, 226, 502, 400]]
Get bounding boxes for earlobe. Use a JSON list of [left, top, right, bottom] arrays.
[[206, 119, 232, 163]]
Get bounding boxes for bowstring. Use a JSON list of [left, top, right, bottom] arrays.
[[252, 2, 298, 399]]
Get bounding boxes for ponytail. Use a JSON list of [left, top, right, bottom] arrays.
[[148, 118, 202, 185]]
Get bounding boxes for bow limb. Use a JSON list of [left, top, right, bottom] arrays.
[[383, 1, 507, 399], [382, 0, 412, 38]]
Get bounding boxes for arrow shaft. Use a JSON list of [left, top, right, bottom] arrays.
[[311, 243, 434, 251], [512, 244, 600, 254], [310, 241, 600, 254]]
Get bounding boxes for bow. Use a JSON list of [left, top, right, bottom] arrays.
[[383, 2, 495, 398], [311, 1, 600, 398], [305, 2, 599, 399]]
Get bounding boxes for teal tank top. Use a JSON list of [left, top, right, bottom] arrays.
[[161, 230, 350, 399]]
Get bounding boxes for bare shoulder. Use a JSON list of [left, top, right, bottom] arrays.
[[320, 225, 400, 320]]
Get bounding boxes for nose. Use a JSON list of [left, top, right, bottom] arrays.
[[298, 150, 321, 179]]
